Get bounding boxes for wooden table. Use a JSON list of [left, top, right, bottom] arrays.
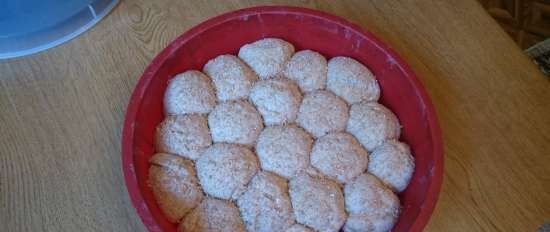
[[1, 1, 549, 231]]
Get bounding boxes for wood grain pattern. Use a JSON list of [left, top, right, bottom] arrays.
[[1, 1, 549, 231]]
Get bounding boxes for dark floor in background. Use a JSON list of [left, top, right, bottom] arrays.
[[478, 0, 550, 49]]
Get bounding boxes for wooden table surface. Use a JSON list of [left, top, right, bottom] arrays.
[[1, 0, 549, 231]]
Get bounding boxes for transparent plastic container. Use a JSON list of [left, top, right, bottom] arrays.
[[0, 0, 118, 59]]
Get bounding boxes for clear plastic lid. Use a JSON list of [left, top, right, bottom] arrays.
[[0, 0, 118, 59]]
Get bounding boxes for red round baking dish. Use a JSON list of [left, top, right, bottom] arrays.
[[122, 6, 443, 232]]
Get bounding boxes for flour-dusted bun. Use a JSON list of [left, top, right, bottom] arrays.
[[343, 173, 400, 232], [239, 38, 295, 79], [208, 100, 263, 146], [250, 78, 302, 125], [311, 132, 369, 183], [297, 90, 349, 138], [237, 171, 295, 232], [148, 153, 203, 223], [203, 54, 258, 101], [347, 102, 400, 151], [284, 50, 327, 92], [368, 140, 415, 192], [155, 114, 211, 160], [196, 143, 259, 200], [180, 198, 246, 232], [149, 153, 195, 171], [327, 56, 380, 104], [289, 172, 347, 232], [286, 224, 314, 232], [164, 70, 216, 115], [256, 125, 313, 179]]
